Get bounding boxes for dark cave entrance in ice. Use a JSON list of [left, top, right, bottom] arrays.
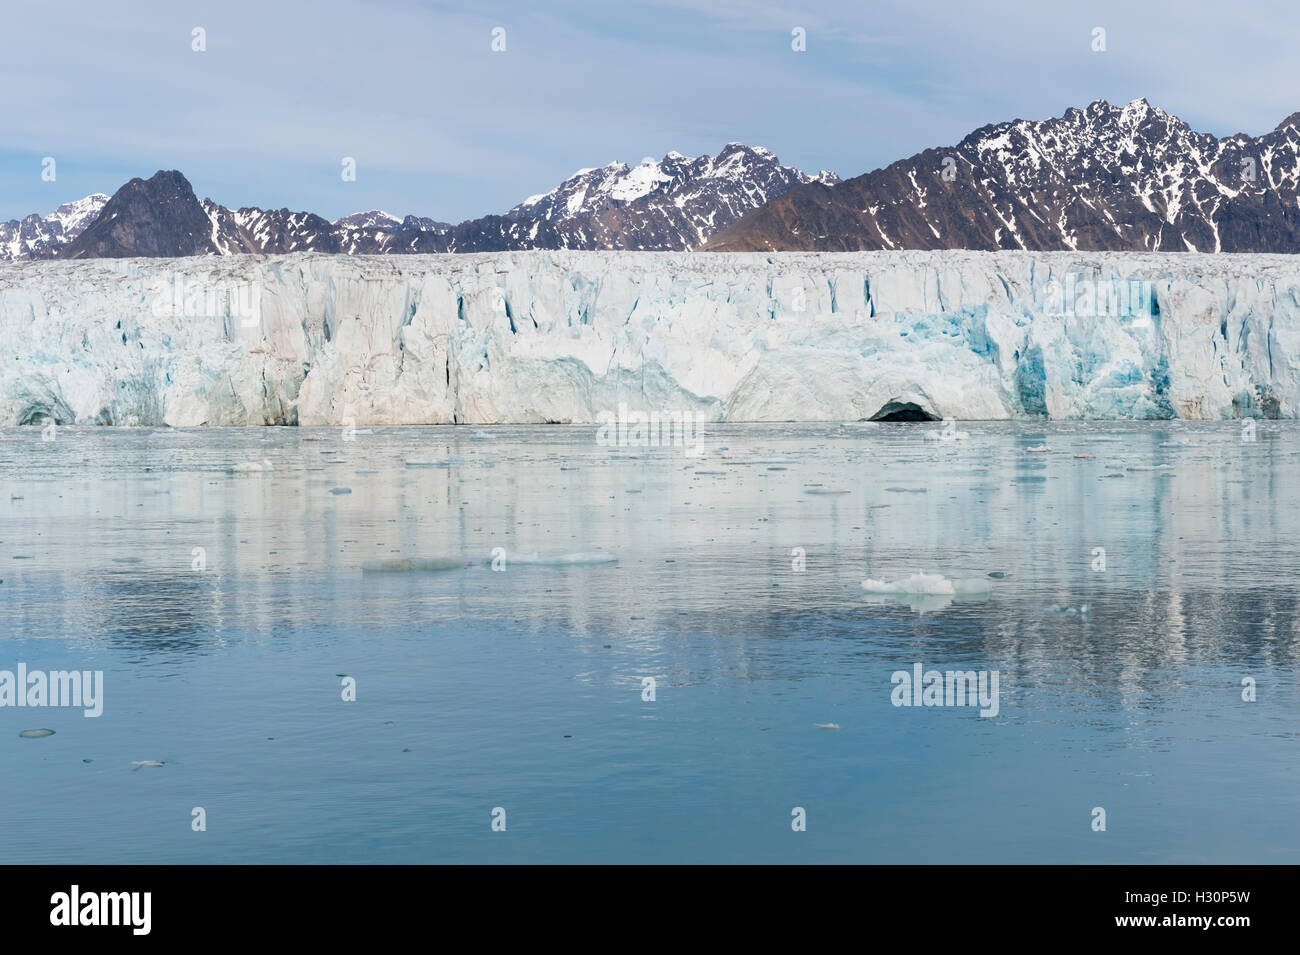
[[867, 401, 940, 422]]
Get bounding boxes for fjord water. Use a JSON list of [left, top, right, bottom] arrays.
[[2, 421, 1297, 864]]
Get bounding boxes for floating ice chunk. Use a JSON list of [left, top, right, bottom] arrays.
[[864, 572, 956, 595], [1048, 603, 1091, 615], [804, 488, 850, 495], [1024, 445, 1049, 453], [922, 423, 970, 440], [131, 760, 165, 769], [361, 557, 471, 573], [231, 458, 274, 473], [404, 457, 460, 468], [814, 722, 841, 730], [493, 551, 617, 565], [861, 572, 992, 611]]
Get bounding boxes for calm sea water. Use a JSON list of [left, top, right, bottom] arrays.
[[1, 421, 1297, 863]]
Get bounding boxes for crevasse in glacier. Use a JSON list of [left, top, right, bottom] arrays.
[[0, 250, 1295, 426]]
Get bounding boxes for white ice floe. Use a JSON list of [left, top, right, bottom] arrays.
[[1049, 603, 1091, 615], [922, 423, 970, 440], [861, 572, 993, 612], [230, 458, 274, 472], [493, 551, 617, 565]]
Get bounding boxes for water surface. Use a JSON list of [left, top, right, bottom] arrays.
[[1, 421, 1296, 863]]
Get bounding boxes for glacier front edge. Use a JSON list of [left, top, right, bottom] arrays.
[[0, 250, 1295, 426]]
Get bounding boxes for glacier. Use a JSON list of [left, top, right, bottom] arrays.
[[0, 250, 1297, 426]]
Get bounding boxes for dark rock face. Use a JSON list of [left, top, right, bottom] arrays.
[[62, 171, 220, 259], [705, 99, 1300, 253]]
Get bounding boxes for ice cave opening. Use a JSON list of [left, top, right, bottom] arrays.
[[867, 401, 940, 422]]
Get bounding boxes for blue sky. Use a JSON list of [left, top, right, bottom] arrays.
[[2, 0, 1299, 223]]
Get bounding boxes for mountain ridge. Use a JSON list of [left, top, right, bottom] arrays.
[[704, 98, 1300, 253], [8, 144, 830, 261], [12, 99, 1300, 261]]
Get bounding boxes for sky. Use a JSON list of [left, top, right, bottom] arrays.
[[2, 0, 1299, 223]]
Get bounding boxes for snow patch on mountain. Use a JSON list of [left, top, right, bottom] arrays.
[[0, 194, 109, 262]]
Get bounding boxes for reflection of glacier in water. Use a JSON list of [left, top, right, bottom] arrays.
[[1, 421, 1298, 863]]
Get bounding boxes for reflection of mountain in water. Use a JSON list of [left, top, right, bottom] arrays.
[[2, 423, 1297, 691], [87, 570, 218, 655]]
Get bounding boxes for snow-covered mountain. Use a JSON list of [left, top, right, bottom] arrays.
[[9, 144, 832, 260], [1, 250, 1294, 425], [48, 170, 454, 259], [448, 144, 839, 250], [0, 194, 109, 262], [198, 204, 454, 256], [706, 98, 1300, 252]]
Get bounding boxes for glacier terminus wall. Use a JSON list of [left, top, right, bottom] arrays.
[[1, 250, 1297, 426]]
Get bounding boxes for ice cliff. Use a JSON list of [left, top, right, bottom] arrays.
[[0, 250, 1296, 425]]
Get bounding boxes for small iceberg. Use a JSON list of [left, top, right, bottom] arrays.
[[922, 425, 970, 440], [862, 572, 991, 596], [361, 557, 471, 573], [231, 458, 274, 473], [404, 457, 461, 468], [1049, 603, 1091, 616], [861, 572, 992, 612], [804, 488, 850, 496], [814, 722, 841, 730], [492, 551, 617, 565], [131, 760, 165, 770]]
